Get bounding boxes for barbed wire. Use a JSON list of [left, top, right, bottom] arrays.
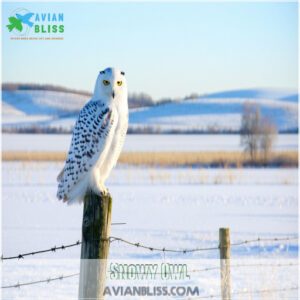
[[1, 273, 79, 289], [109, 236, 298, 254], [226, 262, 298, 270], [2, 235, 297, 261], [190, 286, 298, 299], [2, 264, 297, 290], [1, 240, 81, 261], [230, 236, 298, 247], [109, 262, 298, 276], [109, 237, 219, 253]]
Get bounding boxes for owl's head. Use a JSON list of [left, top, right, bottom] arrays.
[[93, 67, 127, 102]]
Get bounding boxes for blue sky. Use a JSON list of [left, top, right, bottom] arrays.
[[2, 2, 298, 99]]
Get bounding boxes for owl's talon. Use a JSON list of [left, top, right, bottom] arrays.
[[98, 184, 110, 197], [100, 190, 111, 198]]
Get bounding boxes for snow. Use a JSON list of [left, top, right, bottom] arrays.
[[1, 162, 298, 299], [2, 133, 298, 152], [1, 88, 298, 299], [129, 97, 298, 132], [1, 90, 89, 131], [200, 88, 298, 102], [2, 88, 298, 132], [2, 90, 89, 116]]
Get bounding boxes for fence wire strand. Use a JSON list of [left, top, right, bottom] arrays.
[[109, 262, 298, 276], [2, 279, 298, 299], [1, 240, 81, 261], [2, 264, 298, 290], [2, 236, 297, 260], [190, 286, 298, 299], [109, 236, 298, 254], [1, 273, 79, 289]]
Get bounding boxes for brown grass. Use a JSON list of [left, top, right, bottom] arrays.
[[2, 151, 298, 167]]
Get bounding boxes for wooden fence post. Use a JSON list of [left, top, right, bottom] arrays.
[[219, 228, 231, 300], [78, 190, 112, 300]]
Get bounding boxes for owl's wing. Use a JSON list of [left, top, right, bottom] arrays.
[[57, 101, 118, 202]]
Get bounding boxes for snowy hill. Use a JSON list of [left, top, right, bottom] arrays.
[[2, 90, 88, 131], [2, 90, 88, 120], [130, 92, 298, 133], [2, 88, 298, 133], [199, 88, 298, 102]]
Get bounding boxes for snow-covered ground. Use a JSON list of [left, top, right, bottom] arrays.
[[2, 133, 298, 152], [2, 90, 88, 117], [2, 88, 298, 132], [1, 162, 298, 299], [129, 96, 298, 132]]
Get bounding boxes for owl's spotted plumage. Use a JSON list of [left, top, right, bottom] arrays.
[[57, 67, 128, 204]]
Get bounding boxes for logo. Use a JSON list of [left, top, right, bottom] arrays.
[[6, 8, 64, 40], [6, 8, 34, 36]]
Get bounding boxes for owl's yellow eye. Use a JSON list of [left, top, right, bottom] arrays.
[[117, 81, 123, 86], [103, 80, 110, 86]]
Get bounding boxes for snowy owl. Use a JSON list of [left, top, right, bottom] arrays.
[[57, 67, 128, 204]]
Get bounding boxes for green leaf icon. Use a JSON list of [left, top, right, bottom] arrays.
[[7, 16, 23, 32]]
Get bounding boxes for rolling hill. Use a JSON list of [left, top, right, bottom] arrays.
[[2, 87, 298, 133]]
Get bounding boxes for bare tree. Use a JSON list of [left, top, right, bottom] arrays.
[[240, 102, 277, 164], [240, 102, 261, 162], [259, 117, 277, 164]]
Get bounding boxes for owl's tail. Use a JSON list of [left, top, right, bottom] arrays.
[[56, 170, 90, 205], [62, 176, 89, 205], [57, 168, 64, 182]]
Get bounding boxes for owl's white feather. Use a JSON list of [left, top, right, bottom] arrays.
[[57, 67, 128, 204]]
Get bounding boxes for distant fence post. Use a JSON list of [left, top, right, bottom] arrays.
[[219, 228, 231, 300], [78, 190, 112, 300]]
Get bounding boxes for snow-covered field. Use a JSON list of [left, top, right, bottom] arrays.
[[129, 96, 298, 132], [2, 90, 89, 117], [2, 88, 298, 132], [1, 162, 298, 299], [2, 133, 298, 152]]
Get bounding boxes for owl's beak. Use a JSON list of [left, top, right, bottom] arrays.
[[112, 90, 115, 98]]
